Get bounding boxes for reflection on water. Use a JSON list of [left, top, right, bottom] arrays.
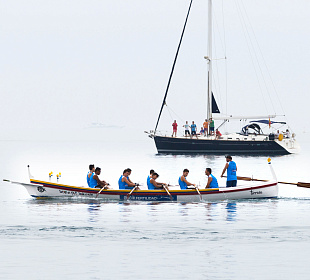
[[87, 203, 101, 223], [226, 202, 237, 222]]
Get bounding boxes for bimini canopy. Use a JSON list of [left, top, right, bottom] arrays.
[[250, 120, 286, 125], [241, 123, 262, 135]]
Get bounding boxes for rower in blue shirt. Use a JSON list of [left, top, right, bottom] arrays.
[[119, 168, 140, 190], [87, 164, 95, 187], [89, 167, 110, 189], [178, 169, 196, 190], [147, 173, 168, 190], [147, 172, 168, 190], [205, 168, 219, 188], [221, 155, 237, 187], [147, 169, 155, 187]]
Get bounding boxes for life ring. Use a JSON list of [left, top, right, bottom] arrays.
[[278, 134, 283, 141]]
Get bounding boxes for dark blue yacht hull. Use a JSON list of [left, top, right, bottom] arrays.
[[153, 136, 289, 155]]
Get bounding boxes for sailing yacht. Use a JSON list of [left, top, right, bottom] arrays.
[[145, 0, 299, 155]]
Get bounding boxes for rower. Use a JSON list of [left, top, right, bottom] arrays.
[[89, 167, 109, 189], [205, 168, 219, 188], [87, 164, 95, 187], [147, 173, 168, 190], [118, 168, 140, 190], [178, 169, 196, 190], [147, 169, 155, 187], [221, 155, 237, 187]]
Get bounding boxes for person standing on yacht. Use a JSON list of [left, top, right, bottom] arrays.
[[183, 121, 190, 137], [190, 121, 198, 139], [172, 120, 178, 137], [221, 155, 237, 187], [203, 119, 209, 136], [209, 118, 215, 135]]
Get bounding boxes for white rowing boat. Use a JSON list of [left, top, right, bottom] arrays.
[[4, 160, 278, 202]]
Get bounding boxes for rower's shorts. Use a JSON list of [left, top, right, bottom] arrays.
[[226, 180, 237, 187]]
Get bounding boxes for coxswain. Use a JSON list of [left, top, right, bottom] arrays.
[[89, 167, 109, 189], [221, 155, 237, 187], [119, 168, 140, 190], [87, 164, 95, 187], [178, 169, 196, 190], [205, 168, 219, 188], [147, 173, 168, 190]]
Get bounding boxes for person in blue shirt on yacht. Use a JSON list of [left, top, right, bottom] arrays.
[[205, 168, 219, 188], [190, 121, 198, 139], [119, 168, 140, 190], [221, 155, 237, 187], [178, 169, 196, 190], [147, 173, 168, 190], [89, 167, 110, 189], [87, 164, 95, 187]]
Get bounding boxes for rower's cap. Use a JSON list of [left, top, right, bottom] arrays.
[[225, 155, 232, 159]]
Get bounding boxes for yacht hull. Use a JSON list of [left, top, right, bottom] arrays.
[[154, 135, 290, 155]]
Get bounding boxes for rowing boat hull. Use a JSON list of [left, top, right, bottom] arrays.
[[18, 179, 278, 202]]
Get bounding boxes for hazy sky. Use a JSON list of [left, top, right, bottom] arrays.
[[1, 0, 309, 140]]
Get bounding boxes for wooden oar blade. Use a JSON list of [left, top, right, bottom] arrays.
[[297, 182, 310, 188]]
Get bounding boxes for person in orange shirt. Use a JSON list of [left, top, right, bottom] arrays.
[[203, 119, 209, 136]]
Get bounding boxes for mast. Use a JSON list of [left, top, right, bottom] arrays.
[[206, 0, 213, 120]]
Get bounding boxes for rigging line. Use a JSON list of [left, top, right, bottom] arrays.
[[166, 105, 185, 123], [234, 0, 268, 115], [166, 106, 175, 122], [154, 0, 193, 133], [239, 0, 286, 117], [238, 0, 276, 114]]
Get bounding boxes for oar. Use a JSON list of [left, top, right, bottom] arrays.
[[226, 176, 310, 189], [95, 183, 109, 198], [126, 186, 138, 200], [163, 185, 173, 201], [195, 186, 203, 200]]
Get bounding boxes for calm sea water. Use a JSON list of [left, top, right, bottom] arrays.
[[1, 129, 310, 279]]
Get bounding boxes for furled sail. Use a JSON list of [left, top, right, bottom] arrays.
[[212, 92, 220, 114]]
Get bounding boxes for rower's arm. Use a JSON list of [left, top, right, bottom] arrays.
[[182, 176, 194, 186], [206, 176, 212, 188], [94, 175, 104, 186], [221, 163, 229, 177], [123, 177, 135, 187]]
